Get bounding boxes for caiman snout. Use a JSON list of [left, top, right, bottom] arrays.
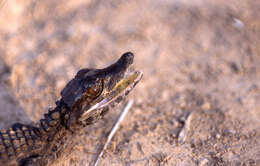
[[102, 52, 134, 75], [119, 52, 134, 66]]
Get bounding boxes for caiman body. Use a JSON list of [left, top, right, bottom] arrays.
[[0, 52, 142, 166]]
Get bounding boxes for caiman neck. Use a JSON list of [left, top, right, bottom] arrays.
[[37, 99, 92, 141], [37, 100, 70, 140]]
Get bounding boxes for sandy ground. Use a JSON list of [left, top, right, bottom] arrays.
[[0, 0, 260, 165]]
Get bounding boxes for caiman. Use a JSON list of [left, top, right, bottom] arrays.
[[0, 52, 143, 166]]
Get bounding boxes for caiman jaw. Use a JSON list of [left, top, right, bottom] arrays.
[[79, 70, 143, 122]]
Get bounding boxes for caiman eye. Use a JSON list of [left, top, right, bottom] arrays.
[[84, 79, 103, 98]]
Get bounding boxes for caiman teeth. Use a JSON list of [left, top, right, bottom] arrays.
[[79, 70, 143, 122]]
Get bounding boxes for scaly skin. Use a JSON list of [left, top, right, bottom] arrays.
[[0, 52, 143, 166]]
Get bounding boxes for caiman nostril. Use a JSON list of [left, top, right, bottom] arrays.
[[120, 52, 134, 65]]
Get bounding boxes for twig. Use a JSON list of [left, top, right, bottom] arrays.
[[91, 99, 134, 166]]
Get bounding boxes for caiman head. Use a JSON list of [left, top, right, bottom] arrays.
[[60, 52, 142, 126]]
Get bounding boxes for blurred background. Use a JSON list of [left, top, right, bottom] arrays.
[[0, 0, 259, 165]]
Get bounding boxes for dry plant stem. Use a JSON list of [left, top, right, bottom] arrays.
[[92, 99, 134, 166]]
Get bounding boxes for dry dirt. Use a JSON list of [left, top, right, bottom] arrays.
[[0, 0, 260, 166]]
